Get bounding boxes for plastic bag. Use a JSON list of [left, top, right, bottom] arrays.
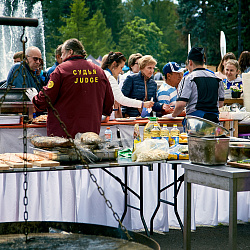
[[132, 139, 169, 162], [168, 144, 189, 160]]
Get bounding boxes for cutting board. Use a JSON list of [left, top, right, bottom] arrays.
[[0, 161, 11, 170], [32, 160, 60, 167], [228, 161, 250, 170], [4, 161, 33, 168]]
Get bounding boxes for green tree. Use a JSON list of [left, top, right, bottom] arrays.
[[177, 0, 250, 65], [59, 0, 115, 57], [85, 0, 104, 17], [224, 0, 250, 58], [117, 17, 169, 70], [101, 0, 125, 44], [123, 0, 186, 64], [41, 0, 72, 66], [83, 10, 115, 58], [59, 0, 89, 40]]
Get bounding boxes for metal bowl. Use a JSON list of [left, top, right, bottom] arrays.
[[186, 116, 229, 137]]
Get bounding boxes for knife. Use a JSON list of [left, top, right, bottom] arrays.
[[116, 127, 123, 148]]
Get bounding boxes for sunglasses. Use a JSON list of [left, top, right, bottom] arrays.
[[27, 56, 42, 63]]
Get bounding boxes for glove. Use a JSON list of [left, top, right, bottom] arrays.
[[162, 114, 176, 119], [26, 88, 38, 101]]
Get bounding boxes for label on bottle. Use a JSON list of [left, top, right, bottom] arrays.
[[151, 136, 162, 139], [133, 138, 141, 152], [170, 136, 179, 146], [105, 132, 112, 142]]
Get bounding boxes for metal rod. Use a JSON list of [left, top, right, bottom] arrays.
[[0, 16, 38, 27], [238, 0, 242, 57]]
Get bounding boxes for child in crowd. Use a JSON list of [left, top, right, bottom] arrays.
[[223, 59, 242, 90]]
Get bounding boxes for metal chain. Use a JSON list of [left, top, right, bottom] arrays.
[[1, 44, 132, 240], [39, 89, 132, 240], [0, 62, 24, 107], [20, 35, 29, 242]]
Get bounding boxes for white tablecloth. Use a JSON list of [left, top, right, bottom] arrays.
[[0, 126, 249, 231], [1, 164, 250, 232]]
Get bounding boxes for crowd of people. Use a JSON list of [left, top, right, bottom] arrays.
[[3, 37, 250, 137]]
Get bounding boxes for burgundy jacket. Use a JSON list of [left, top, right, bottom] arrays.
[[33, 55, 114, 138]]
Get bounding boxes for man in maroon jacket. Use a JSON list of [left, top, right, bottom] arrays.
[[32, 38, 114, 138]]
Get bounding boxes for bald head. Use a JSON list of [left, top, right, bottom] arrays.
[[25, 46, 42, 71]]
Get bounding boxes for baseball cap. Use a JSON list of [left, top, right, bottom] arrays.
[[188, 47, 204, 61], [162, 62, 184, 75]]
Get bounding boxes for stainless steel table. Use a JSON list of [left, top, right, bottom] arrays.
[[182, 163, 250, 250]]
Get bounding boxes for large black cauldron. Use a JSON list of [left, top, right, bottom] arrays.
[[0, 221, 160, 249]]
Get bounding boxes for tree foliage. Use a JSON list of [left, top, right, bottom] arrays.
[[82, 10, 115, 58], [123, 0, 186, 64], [59, 0, 89, 40], [41, 0, 72, 66], [58, 0, 115, 58], [101, 0, 125, 44], [117, 17, 169, 70], [39, 0, 249, 68], [177, 0, 250, 66]]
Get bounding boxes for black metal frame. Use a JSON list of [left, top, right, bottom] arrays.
[[0, 160, 185, 237], [102, 164, 153, 236], [150, 161, 185, 234]]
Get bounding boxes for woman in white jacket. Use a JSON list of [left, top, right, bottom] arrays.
[[101, 52, 154, 118]]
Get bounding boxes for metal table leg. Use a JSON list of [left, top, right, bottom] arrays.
[[229, 178, 237, 250], [150, 162, 184, 234], [172, 163, 184, 232], [150, 163, 161, 235], [120, 166, 128, 223], [184, 177, 191, 250], [140, 165, 150, 237]]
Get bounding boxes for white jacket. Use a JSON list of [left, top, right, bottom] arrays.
[[105, 70, 142, 108]]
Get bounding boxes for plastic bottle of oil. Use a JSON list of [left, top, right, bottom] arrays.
[[169, 124, 180, 146], [161, 124, 169, 142], [133, 123, 141, 152], [151, 123, 161, 139], [143, 117, 161, 140]]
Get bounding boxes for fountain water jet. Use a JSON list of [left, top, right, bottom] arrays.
[[0, 0, 46, 81]]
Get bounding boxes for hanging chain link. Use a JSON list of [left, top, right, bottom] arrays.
[[38, 88, 132, 240], [20, 32, 29, 242], [2, 38, 132, 240]]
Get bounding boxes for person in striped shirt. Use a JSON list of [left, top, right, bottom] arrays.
[[157, 62, 185, 116]]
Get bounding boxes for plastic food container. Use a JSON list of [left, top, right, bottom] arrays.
[[188, 136, 230, 165]]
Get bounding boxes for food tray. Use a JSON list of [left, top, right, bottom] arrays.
[[116, 118, 136, 122], [0, 115, 21, 125], [227, 161, 250, 170]]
